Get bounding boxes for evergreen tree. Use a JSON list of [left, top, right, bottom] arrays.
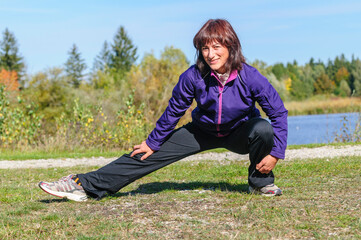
[[64, 44, 87, 88], [271, 63, 287, 80], [309, 57, 315, 68], [109, 26, 137, 77], [0, 28, 24, 76], [93, 41, 111, 71]]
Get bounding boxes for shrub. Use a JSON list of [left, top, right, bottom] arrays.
[[51, 92, 151, 151], [0, 86, 42, 148]]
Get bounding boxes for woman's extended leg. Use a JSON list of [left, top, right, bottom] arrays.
[[76, 123, 222, 199]]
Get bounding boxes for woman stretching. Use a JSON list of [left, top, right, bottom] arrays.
[[39, 19, 288, 201]]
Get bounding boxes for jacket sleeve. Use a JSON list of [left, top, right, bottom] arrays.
[[247, 67, 288, 159], [146, 70, 195, 151]]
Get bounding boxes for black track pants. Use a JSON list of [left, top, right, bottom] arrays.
[[78, 118, 275, 199]]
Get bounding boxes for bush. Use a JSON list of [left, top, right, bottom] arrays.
[[49, 92, 151, 151], [0, 86, 42, 148]]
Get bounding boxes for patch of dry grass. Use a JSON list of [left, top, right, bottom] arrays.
[[285, 96, 361, 116], [1, 156, 360, 239]]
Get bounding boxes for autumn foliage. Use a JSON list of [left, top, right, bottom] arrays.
[[0, 69, 19, 91]]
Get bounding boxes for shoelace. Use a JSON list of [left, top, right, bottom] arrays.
[[55, 175, 75, 192]]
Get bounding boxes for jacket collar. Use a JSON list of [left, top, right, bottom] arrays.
[[210, 69, 238, 85]]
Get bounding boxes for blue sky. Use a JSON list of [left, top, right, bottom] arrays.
[[1, 0, 361, 74]]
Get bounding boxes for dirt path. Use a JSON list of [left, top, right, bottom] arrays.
[[1, 145, 360, 169]]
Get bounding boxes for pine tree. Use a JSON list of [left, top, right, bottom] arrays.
[[64, 44, 87, 88], [109, 26, 137, 76], [0, 28, 24, 76], [93, 41, 111, 71]]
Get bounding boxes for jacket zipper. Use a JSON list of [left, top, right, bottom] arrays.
[[212, 70, 238, 137], [217, 82, 224, 136]]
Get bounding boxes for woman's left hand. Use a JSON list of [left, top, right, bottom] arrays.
[[131, 141, 155, 160], [256, 155, 279, 174]]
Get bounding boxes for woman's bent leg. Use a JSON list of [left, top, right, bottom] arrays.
[[78, 123, 220, 199], [225, 118, 275, 188]]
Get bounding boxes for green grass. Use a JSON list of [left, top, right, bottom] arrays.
[[286, 141, 361, 149], [1, 156, 360, 239], [0, 149, 126, 161], [0, 148, 226, 161]]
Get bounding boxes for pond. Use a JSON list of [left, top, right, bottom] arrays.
[[287, 112, 360, 145]]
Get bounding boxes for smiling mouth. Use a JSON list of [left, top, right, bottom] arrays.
[[208, 59, 219, 64]]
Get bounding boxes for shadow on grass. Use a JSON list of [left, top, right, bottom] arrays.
[[114, 181, 249, 197], [39, 198, 69, 203], [37, 182, 249, 202]]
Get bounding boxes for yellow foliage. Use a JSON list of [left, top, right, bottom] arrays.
[[127, 46, 190, 121], [285, 78, 292, 92], [335, 67, 349, 85]]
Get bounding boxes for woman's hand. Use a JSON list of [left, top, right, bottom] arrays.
[[130, 141, 155, 160], [256, 155, 279, 174]]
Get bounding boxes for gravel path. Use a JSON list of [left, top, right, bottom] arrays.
[[1, 145, 360, 169]]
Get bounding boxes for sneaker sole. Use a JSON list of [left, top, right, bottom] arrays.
[[38, 182, 88, 202]]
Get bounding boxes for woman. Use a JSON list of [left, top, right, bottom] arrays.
[[39, 19, 288, 202]]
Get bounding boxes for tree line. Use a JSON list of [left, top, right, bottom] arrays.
[[0, 26, 360, 150], [1, 26, 361, 102]]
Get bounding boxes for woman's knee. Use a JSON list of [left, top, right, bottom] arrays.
[[250, 118, 274, 144]]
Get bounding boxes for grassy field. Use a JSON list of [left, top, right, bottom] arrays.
[[0, 149, 126, 161], [1, 155, 360, 239]]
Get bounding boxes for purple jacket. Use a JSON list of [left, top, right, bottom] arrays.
[[146, 63, 288, 159]]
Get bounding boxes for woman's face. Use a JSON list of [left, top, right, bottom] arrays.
[[201, 41, 229, 74]]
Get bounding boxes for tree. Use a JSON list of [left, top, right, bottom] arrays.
[[314, 73, 335, 94], [93, 41, 111, 72], [128, 46, 189, 120], [297, 64, 314, 99], [27, 67, 70, 120], [290, 77, 309, 100], [267, 72, 287, 100], [335, 67, 350, 86], [91, 26, 138, 87], [109, 26, 137, 77], [309, 57, 315, 68], [0, 28, 24, 77], [271, 63, 287, 80], [338, 80, 351, 97], [350, 60, 361, 96], [64, 44, 87, 88]]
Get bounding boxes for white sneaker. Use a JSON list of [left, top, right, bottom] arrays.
[[249, 184, 282, 196], [39, 174, 88, 202]]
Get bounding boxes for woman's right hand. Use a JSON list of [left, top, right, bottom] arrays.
[[130, 141, 155, 160]]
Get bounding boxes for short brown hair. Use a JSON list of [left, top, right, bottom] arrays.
[[193, 19, 246, 75]]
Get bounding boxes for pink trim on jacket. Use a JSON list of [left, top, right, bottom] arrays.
[[211, 70, 238, 137]]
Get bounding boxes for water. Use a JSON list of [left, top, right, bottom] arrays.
[[287, 112, 360, 145]]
